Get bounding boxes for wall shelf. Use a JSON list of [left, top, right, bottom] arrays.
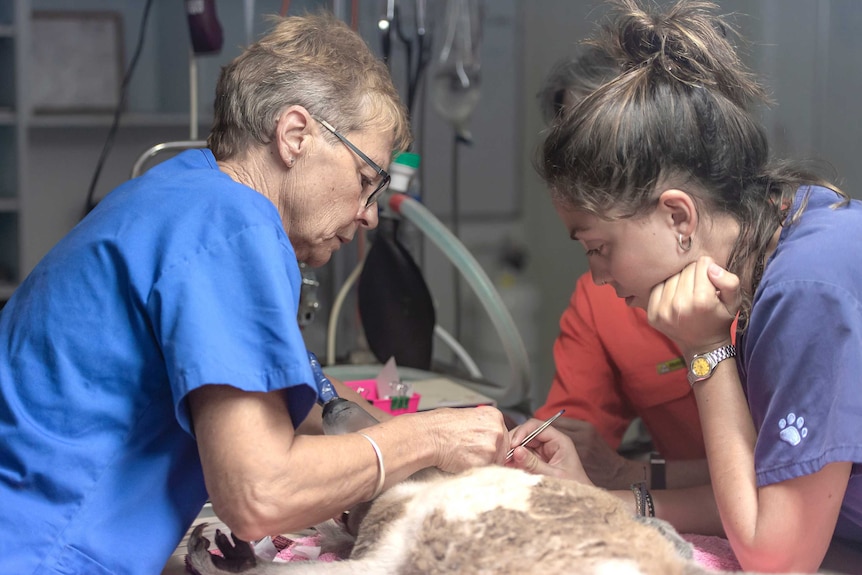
[[29, 113, 213, 129]]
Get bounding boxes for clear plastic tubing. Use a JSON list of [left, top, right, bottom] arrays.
[[388, 193, 530, 407]]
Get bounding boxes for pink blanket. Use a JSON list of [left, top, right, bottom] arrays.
[[274, 533, 340, 562], [683, 533, 742, 571], [190, 532, 741, 571]]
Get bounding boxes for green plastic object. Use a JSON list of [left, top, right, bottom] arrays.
[[392, 151, 421, 169]]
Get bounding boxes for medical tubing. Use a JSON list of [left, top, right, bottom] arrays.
[[326, 258, 365, 366], [434, 324, 483, 379], [388, 193, 530, 406]]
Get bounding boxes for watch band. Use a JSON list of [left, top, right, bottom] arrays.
[[687, 344, 737, 386], [650, 451, 666, 490]]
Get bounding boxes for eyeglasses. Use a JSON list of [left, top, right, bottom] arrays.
[[315, 118, 391, 209]]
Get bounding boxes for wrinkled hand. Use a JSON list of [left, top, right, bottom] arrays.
[[648, 256, 740, 356], [425, 406, 509, 473], [550, 417, 645, 490], [506, 418, 593, 486]]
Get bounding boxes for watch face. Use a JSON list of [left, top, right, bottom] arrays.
[[691, 357, 711, 377]]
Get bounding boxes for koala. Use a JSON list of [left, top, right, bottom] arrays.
[[187, 465, 797, 575]]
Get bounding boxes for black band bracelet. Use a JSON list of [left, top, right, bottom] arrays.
[[631, 481, 655, 517]]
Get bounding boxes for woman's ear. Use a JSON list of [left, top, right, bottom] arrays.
[[274, 106, 312, 168], [657, 188, 698, 238]]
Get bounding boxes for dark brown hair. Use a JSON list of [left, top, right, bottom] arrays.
[[538, 46, 618, 124]]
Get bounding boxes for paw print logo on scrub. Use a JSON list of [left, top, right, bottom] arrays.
[[778, 412, 808, 446]]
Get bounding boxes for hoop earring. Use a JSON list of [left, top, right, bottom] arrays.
[[677, 233, 692, 252]]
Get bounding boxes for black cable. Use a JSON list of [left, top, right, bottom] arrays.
[[407, 30, 431, 114], [83, 0, 155, 217], [395, 2, 431, 116], [393, 4, 413, 108]]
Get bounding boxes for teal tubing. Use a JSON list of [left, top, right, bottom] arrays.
[[389, 193, 531, 407]]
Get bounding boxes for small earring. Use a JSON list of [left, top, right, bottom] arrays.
[[286, 157, 295, 168], [677, 233, 692, 252]]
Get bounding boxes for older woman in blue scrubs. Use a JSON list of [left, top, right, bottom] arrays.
[[0, 12, 509, 575]]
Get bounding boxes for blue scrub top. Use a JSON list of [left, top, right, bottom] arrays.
[[0, 149, 317, 574], [740, 186, 862, 542]]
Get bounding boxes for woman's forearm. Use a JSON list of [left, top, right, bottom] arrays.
[[691, 360, 760, 548], [608, 483, 724, 535], [665, 458, 711, 489], [691, 360, 847, 572]]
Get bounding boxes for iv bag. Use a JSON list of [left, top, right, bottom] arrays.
[[432, 0, 483, 140]]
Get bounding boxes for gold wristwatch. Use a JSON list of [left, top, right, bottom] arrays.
[[687, 344, 737, 386]]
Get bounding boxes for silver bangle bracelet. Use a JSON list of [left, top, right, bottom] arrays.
[[358, 433, 386, 500]]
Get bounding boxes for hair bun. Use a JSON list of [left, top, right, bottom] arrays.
[[599, 0, 767, 109], [613, 5, 666, 67]]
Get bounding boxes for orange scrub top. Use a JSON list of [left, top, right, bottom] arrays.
[[536, 272, 735, 460]]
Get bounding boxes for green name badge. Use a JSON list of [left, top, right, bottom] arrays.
[[656, 357, 685, 374]]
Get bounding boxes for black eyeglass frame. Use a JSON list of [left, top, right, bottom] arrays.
[[315, 118, 391, 209]]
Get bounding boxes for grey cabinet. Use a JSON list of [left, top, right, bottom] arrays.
[[0, 0, 246, 302]]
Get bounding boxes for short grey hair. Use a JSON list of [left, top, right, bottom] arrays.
[[208, 11, 411, 160]]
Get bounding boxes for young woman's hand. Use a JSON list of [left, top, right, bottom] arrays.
[[506, 418, 593, 486], [648, 255, 740, 356], [549, 417, 650, 489]]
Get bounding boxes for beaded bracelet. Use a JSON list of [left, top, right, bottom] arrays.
[[358, 433, 386, 500], [630, 481, 655, 517]]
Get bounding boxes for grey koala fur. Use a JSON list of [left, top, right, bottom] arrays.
[[187, 465, 802, 575]]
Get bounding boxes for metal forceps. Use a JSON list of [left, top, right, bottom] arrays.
[[506, 409, 565, 461]]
